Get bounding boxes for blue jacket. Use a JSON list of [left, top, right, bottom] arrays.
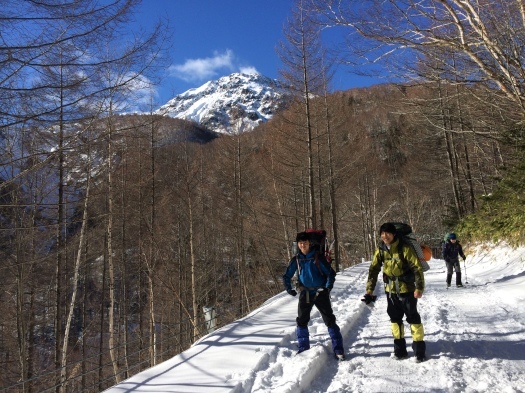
[[282, 249, 336, 293]]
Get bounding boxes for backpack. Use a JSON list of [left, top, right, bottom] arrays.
[[386, 222, 431, 272], [421, 243, 433, 261], [443, 232, 453, 242], [292, 229, 333, 277], [305, 228, 333, 263]]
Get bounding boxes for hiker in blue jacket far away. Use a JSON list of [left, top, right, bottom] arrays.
[[282, 231, 345, 360]]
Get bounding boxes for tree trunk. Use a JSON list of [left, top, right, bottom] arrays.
[[322, 84, 340, 271], [54, 117, 66, 393], [438, 82, 463, 218], [106, 116, 120, 383], [97, 245, 107, 392], [60, 178, 91, 392], [148, 114, 158, 365]]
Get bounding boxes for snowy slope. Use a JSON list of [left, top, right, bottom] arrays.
[[104, 243, 525, 393], [155, 72, 289, 134]]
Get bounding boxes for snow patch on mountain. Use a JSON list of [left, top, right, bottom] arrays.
[[156, 72, 290, 134]]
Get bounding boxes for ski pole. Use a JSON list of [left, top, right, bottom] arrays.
[[463, 258, 468, 284]]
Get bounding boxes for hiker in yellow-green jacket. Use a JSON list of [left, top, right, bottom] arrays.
[[365, 222, 427, 362]]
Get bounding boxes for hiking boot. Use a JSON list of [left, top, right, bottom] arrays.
[[457, 284, 463, 287], [394, 353, 409, 360], [416, 355, 426, 363], [394, 350, 408, 360], [447, 283, 451, 288], [335, 353, 346, 361]]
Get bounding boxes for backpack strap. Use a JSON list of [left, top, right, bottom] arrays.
[[397, 238, 407, 264], [295, 251, 326, 277], [294, 254, 300, 274], [314, 252, 325, 276], [378, 238, 405, 264], [380, 239, 412, 282]]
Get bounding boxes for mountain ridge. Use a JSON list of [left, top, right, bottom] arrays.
[[155, 72, 290, 134]]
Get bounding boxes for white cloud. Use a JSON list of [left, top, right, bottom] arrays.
[[169, 49, 235, 82], [239, 66, 259, 75], [169, 49, 257, 82], [126, 74, 159, 109]]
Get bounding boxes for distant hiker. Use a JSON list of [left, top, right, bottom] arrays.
[[282, 231, 345, 360], [365, 222, 427, 362], [442, 233, 466, 287]]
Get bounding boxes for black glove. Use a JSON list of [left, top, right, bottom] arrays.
[[287, 289, 297, 297], [316, 287, 331, 296], [361, 294, 377, 304]]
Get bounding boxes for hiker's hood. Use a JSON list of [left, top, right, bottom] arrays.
[[298, 249, 316, 259]]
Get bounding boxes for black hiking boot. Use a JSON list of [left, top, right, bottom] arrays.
[[393, 338, 408, 360], [416, 355, 427, 363], [394, 354, 409, 360], [394, 349, 408, 360]]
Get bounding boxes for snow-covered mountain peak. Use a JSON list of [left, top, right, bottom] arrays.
[[156, 72, 290, 134]]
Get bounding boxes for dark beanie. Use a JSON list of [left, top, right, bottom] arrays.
[[296, 231, 310, 242], [379, 223, 397, 235], [449, 233, 457, 240]]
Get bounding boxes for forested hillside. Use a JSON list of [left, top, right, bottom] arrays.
[[0, 82, 516, 392]]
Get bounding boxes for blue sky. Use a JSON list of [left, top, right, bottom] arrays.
[[136, 1, 384, 106]]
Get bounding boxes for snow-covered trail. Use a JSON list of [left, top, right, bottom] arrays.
[[310, 257, 525, 393], [105, 245, 525, 393], [249, 254, 525, 393], [244, 264, 370, 393]]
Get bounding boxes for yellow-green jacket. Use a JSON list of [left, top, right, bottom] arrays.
[[366, 238, 425, 295]]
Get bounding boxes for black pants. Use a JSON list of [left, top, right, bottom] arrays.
[[446, 259, 462, 285], [296, 289, 336, 328], [387, 292, 425, 357], [387, 292, 422, 325]]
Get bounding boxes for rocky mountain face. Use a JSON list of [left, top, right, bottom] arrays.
[[155, 73, 290, 134]]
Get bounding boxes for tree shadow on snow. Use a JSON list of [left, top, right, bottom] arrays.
[[430, 338, 525, 361]]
